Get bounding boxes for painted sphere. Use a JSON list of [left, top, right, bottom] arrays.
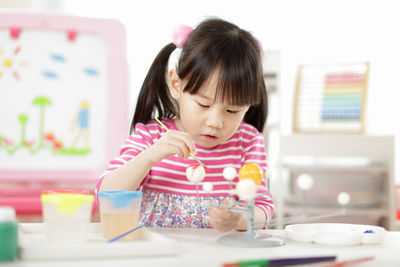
[[185, 163, 206, 183], [238, 163, 263, 185], [202, 182, 213, 193], [296, 174, 314, 191], [236, 179, 257, 200], [337, 192, 351, 206], [223, 167, 237, 181]]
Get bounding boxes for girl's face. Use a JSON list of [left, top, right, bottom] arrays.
[[169, 70, 250, 148]]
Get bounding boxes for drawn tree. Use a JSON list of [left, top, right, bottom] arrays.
[[32, 96, 51, 148], [18, 114, 28, 145]]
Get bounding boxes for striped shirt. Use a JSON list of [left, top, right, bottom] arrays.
[[96, 118, 274, 222]]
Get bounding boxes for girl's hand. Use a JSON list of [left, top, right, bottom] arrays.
[[208, 200, 243, 233], [147, 130, 196, 164]]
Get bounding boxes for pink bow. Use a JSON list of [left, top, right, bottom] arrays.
[[172, 25, 193, 48], [255, 38, 263, 51]]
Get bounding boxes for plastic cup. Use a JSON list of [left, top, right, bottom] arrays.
[[40, 190, 94, 243], [98, 190, 143, 241]]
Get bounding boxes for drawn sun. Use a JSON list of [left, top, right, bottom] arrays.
[[0, 45, 28, 80]]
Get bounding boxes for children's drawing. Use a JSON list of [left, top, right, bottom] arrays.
[[0, 96, 90, 155], [0, 44, 28, 80], [0, 13, 128, 181]]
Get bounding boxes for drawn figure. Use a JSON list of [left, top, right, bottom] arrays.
[[70, 101, 89, 149]]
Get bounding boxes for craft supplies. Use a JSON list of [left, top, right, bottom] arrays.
[[155, 117, 208, 170], [40, 190, 94, 242], [238, 163, 263, 185], [285, 223, 386, 245], [107, 224, 144, 243], [98, 190, 143, 241], [0, 206, 18, 261], [320, 256, 374, 267], [222, 255, 336, 267]]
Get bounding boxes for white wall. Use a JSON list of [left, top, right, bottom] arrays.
[[60, 0, 400, 134], [3, 0, 398, 179]]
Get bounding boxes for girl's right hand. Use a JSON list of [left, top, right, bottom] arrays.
[[146, 130, 196, 164]]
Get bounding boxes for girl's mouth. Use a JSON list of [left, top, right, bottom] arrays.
[[201, 134, 217, 141]]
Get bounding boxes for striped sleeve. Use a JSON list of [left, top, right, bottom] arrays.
[[241, 125, 274, 228], [95, 123, 156, 202]]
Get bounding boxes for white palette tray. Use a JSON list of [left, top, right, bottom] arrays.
[[18, 223, 176, 261], [285, 223, 386, 246]]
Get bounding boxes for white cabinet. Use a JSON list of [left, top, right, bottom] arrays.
[[261, 51, 397, 230], [275, 134, 396, 230]]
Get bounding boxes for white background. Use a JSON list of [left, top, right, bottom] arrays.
[[1, 0, 399, 180]]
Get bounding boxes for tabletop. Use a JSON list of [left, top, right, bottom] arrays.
[[2, 224, 400, 267]]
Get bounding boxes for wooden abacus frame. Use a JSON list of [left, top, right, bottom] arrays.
[[293, 62, 370, 133]]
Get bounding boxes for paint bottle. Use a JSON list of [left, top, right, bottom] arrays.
[[0, 206, 19, 261], [41, 190, 94, 242]]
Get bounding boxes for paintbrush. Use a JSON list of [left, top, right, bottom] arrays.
[[107, 224, 144, 243], [155, 118, 208, 170], [319, 256, 374, 267]]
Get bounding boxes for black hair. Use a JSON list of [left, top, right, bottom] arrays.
[[131, 18, 268, 133]]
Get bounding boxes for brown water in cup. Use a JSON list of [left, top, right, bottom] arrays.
[[100, 212, 141, 240]]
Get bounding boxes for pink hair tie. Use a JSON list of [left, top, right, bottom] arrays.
[[172, 25, 193, 48], [255, 38, 263, 51]]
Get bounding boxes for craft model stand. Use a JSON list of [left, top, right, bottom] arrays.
[[187, 164, 351, 247], [218, 197, 285, 247], [187, 164, 285, 247]]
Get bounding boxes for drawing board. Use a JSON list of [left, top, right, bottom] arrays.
[[0, 13, 128, 181]]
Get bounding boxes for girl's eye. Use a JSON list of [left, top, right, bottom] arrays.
[[227, 110, 239, 114], [198, 103, 209, 108]]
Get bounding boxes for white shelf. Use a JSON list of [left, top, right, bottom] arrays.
[[276, 134, 396, 230], [282, 164, 388, 173], [263, 50, 397, 231], [284, 205, 388, 217]]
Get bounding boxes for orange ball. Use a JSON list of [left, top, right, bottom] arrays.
[[238, 163, 263, 185]]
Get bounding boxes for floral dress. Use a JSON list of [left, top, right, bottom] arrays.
[[140, 188, 229, 228]]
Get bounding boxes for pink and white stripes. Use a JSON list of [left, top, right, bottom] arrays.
[[96, 118, 274, 221]]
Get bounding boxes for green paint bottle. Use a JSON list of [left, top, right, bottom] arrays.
[[0, 207, 18, 261]]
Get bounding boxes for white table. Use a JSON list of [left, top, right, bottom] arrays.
[[3, 224, 400, 267]]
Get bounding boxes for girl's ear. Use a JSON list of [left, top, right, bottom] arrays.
[[168, 69, 181, 99]]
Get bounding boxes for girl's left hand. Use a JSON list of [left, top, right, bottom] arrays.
[[208, 200, 242, 233]]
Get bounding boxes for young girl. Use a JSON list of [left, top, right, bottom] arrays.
[[97, 18, 273, 232]]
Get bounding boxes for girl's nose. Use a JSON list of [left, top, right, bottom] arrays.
[[205, 111, 223, 129]]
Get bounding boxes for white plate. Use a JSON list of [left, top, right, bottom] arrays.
[[18, 223, 176, 261], [285, 223, 386, 246]]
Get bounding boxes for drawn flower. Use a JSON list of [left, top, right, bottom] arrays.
[[173, 208, 180, 216], [45, 133, 55, 141], [23, 140, 34, 147], [2, 138, 13, 147], [54, 140, 63, 149], [0, 45, 28, 81]]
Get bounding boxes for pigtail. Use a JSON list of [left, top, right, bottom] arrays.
[[131, 43, 177, 133], [243, 79, 268, 132]]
